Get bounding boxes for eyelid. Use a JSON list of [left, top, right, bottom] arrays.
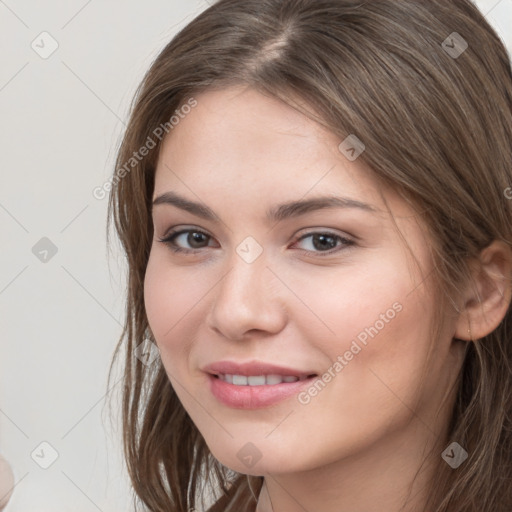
[[160, 225, 212, 241]]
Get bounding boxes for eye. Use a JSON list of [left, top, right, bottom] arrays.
[[158, 228, 216, 253], [158, 227, 355, 257], [292, 231, 354, 256]]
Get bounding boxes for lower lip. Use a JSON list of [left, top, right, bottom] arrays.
[[207, 374, 317, 409]]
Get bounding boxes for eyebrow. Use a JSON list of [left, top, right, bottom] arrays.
[[152, 191, 378, 223]]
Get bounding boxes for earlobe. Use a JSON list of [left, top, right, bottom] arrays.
[[453, 240, 512, 341]]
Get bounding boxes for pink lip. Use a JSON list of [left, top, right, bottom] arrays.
[[202, 360, 317, 409], [202, 360, 315, 378]]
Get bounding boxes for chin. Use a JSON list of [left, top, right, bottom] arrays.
[[204, 437, 312, 476]]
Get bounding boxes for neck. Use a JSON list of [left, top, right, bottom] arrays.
[[255, 479, 273, 512]]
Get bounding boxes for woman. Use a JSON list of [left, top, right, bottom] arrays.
[[107, 0, 512, 510]]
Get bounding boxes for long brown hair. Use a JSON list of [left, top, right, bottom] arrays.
[[107, 0, 512, 510]]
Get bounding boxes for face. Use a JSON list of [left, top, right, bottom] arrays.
[[144, 85, 460, 476]]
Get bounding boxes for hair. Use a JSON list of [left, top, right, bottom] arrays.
[[107, 0, 512, 510]]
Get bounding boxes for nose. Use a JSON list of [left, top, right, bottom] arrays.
[[206, 248, 288, 341]]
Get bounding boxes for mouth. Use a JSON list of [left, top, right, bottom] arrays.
[[202, 360, 319, 408], [203, 362, 319, 409], [212, 373, 317, 385]]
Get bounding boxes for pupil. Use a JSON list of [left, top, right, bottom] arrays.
[[313, 234, 335, 251], [189, 232, 207, 248]]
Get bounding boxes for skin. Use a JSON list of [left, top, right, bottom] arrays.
[[144, 85, 512, 512], [0, 455, 14, 510]]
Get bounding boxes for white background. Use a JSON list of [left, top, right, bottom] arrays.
[[1, 0, 511, 510]]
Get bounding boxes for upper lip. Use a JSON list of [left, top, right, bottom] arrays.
[[202, 360, 317, 378]]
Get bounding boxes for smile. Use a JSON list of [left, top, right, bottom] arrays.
[[216, 374, 313, 385], [207, 373, 318, 409]]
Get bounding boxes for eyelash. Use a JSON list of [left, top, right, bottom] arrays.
[[157, 227, 355, 257]]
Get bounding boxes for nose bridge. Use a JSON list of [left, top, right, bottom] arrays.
[[220, 234, 270, 299], [219, 243, 271, 311], [207, 240, 286, 339]]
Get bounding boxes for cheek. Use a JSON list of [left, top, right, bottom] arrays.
[[144, 252, 173, 340], [291, 251, 429, 348], [268, 266, 435, 467], [143, 251, 207, 350], [144, 247, 219, 370], [290, 254, 434, 401]]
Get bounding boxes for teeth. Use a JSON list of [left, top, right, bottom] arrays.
[[218, 374, 303, 385], [266, 374, 284, 385], [232, 375, 248, 385], [248, 375, 266, 386]]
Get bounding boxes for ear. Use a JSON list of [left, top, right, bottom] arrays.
[[454, 240, 512, 341]]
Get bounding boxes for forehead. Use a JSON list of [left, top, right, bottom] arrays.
[[154, 85, 398, 217]]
